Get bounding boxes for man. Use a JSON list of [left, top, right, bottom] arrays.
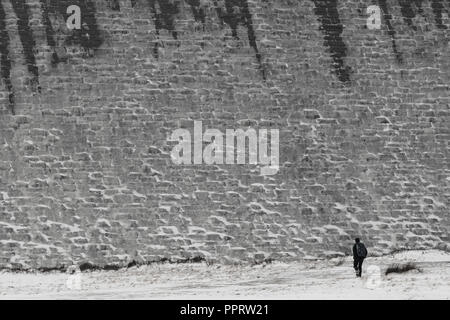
[[352, 238, 368, 277]]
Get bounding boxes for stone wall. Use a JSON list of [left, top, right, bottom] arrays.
[[0, 0, 449, 270]]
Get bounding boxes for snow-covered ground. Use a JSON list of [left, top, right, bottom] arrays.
[[0, 250, 449, 300]]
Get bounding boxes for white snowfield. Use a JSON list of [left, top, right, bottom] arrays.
[[0, 250, 449, 300]]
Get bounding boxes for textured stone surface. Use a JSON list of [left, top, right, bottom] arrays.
[[0, 0, 449, 270]]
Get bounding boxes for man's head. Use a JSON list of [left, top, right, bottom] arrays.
[[355, 238, 360, 243]]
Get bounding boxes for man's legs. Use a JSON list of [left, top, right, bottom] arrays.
[[353, 259, 360, 277], [357, 258, 364, 277]]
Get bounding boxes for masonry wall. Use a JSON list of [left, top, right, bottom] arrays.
[[0, 0, 449, 270]]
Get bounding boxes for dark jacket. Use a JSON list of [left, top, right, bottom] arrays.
[[353, 243, 367, 259]]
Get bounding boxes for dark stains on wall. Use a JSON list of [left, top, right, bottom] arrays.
[[138, 0, 266, 79], [216, 0, 266, 79], [398, 0, 423, 30], [239, 0, 266, 80], [146, 0, 180, 58], [109, 0, 121, 11], [10, 0, 40, 92], [186, 0, 206, 24], [39, 0, 59, 66], [40, 0, 103, 64], [67, 0, 103, 50], [398, 0, 448, 30], [0, 2, 14, 114], [430, 0, 448, 29], [2, 0, 447, 115], [378, 0, 403, 63], [0, 0, 103, 114], [47, 0, 102, 52], [1, 0, 267, 111], [313, 0, 351, 83], [149, 0, 180, 39], [379, 0, 448, 63]]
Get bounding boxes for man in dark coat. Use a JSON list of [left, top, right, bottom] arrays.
[[353, 238, 368, 277]]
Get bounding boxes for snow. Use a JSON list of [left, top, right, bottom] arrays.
[[384, 250, 450, 263], [0, 222, 27, 231], [44, 221, 82, 232], [0, 250, 448, 300]]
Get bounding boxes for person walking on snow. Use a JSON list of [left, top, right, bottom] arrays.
[[353, 238, 367, 277]]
